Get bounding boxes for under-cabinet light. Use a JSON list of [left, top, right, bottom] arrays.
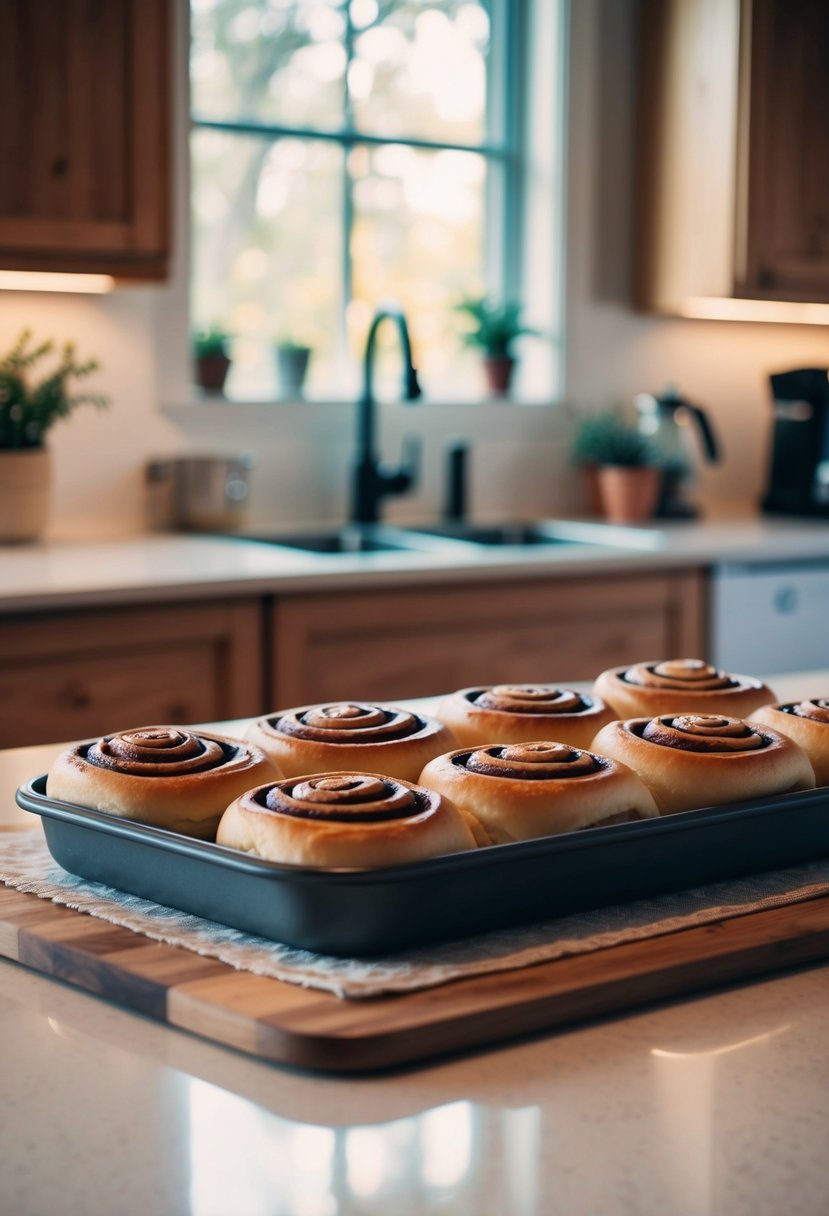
[[678, 296, 829, 325], [0, 271, 115, 294]]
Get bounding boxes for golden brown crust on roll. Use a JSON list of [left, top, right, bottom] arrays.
[[46, 726, 281, 839], [592, 659, 776, 720], [418, 741, 659, 844], [590, 714, 816, 814], [752, 699, 829, 787], [217, 771, 481, 867], [246, 702, 457, 782], [436, 684, 616, 750]]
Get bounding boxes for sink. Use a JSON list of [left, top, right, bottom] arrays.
[[236, 525, 468, 555], [406, 522, 578, 547], [406, 519, 665, 551], [228, 519, 664, 555]]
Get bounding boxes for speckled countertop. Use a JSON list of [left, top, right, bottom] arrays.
[[1, 515, 829, 612], [3, 670, 829, 1216]]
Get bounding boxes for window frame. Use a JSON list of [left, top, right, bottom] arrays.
[[157, 0, 566, 406]]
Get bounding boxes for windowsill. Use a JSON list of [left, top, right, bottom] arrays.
[[163, 392, 558, 411]]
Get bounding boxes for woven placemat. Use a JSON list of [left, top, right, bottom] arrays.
[[4, 828, 829, 999]]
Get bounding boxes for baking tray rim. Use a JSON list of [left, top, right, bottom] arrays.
[[16, 773, 829, 887]]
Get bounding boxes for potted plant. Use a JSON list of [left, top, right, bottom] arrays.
[[454, 296, 536, 397], [193, 327, 232, 394], [569, 409, 661, 524], [0, 330, 108, 542], [275, 339, 312, 397]]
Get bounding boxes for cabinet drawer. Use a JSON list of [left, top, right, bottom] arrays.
[[271, 571, 706, 705], [0, 599, 264, 747]]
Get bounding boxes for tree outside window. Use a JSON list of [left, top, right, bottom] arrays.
[[190, 0, 523, 400]]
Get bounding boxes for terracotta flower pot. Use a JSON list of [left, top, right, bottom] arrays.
[[195, 353, 231, 394], [0, 447, 52, 542], [596, 465, 661, 525], [483, 355, 515, 397], [580, 463, 604, 517]]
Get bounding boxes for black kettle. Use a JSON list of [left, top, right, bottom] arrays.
[[634, 386, 721, 518]]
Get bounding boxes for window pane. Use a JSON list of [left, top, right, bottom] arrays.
[[348, 143, 487, 398], [350, 1, 490, 145], [191, 0, 346, 130], [191, 129, 343, 398]]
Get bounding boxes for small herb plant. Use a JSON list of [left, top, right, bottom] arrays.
[[454, 296, 536, 358], [570, 410, 656, 468], [275, 338, 311, 354], [0, 330, 108, 451], [193, 327, 230, 360]]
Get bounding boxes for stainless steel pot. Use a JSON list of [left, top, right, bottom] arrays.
[[146, 454, 254, 531]]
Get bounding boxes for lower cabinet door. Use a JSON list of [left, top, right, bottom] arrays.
[[270, 570, 706, 706], [0, 599, 264, 748]]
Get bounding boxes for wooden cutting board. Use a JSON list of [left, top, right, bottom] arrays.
[[3, 881, 829, 1072]]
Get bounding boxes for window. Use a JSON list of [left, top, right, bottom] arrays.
[[189, 1, 558, 401]]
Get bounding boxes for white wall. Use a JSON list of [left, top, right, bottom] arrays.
[[7, 0, 829, 542]]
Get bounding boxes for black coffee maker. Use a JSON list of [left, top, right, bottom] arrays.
[[762, 369, 829, 517]]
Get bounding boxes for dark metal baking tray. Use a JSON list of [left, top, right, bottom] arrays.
[[16, 774, 829, 957]]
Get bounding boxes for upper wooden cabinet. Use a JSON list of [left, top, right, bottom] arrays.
[[0, 0, 171, 280], [637, 0, 829, 312]]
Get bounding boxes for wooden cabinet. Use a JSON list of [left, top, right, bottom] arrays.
[[0, 568, 709, 746], [738, 0, 829, 299], [637, 0, 829, 312], [0, 599, 264, 748], [0, 0, 171, 279], [269, 570, 707, 706]]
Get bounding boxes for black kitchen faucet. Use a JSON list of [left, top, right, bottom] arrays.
[[350, 304, 422, 525]]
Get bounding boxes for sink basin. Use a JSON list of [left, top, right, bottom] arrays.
[[237, 525, 467, 555], [407, 522, 577, 547], [227, 519, 664, 555], [406, 519, 665, 551]]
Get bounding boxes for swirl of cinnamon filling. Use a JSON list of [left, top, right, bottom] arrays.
[[85, 727, 231, 776], [789, 698, 829, 724], [640, 714, 768, 754], [251, 773, 430, 823], [274, 702, 424, 744], [46, 726, 280, 840], [624, 660, 737, 691], [461, 742, 604, 779], [469, 685, 594, 715]]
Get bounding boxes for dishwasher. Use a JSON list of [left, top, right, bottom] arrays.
[[711, 561, 829, 676]]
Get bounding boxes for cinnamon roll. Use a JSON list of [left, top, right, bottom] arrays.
[[418, 742, 659, 843], [435, 684, 615, 749], [593, 659, 776, 719], [46, 726, 281, 839], [217, 771, 482, 867], [246, 701, 457, 782], [752, 699, 829, 786], [591, 714, 815, 814]]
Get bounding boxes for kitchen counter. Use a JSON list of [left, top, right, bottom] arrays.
[[3, 672, 829, 1216], [1, 515, 829, 612]]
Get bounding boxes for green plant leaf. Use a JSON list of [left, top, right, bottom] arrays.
[[0, 330, 107, 449], [569, 409, 657, 468], [453, 295, 537, 357]]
